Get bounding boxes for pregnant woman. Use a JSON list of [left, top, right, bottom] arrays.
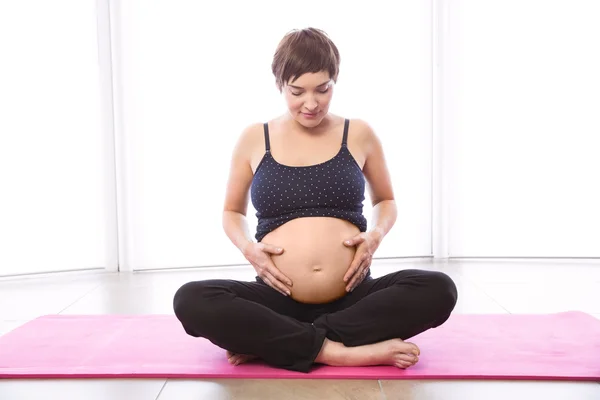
[[173, 27, 458, 373]]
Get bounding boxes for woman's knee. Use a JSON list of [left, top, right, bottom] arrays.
[[172, 281, 219, 334], [173, 281, 199, 316], [424, 271, 458, 313]]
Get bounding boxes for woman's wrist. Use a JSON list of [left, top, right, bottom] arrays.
[[368, 226, 385, 245], [239, 239, 254, 256]]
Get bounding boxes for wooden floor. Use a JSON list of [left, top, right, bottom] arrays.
[[1, 258, 599, 399]]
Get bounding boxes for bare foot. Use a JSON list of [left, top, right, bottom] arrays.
[[315, 338, 420, 369], [226, 350, 259, 366]]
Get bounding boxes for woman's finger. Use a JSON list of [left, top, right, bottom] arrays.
[[262, 271, 291, 296], [343, 256, 363, 283], [345, 249, 372, 283], [266, 262, 293, 287], [261, 275, 287, 296], [362, 262, 371, 278], [353, 259, 372, 290], [346, 260, 368, 292]]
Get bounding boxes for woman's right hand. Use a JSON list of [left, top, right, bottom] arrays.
[[242, 242, 293, 296]]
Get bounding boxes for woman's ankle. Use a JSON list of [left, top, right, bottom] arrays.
[[314, 338, 345, 366]]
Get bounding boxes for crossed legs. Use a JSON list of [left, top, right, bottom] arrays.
[[173, 269, 458, 372]]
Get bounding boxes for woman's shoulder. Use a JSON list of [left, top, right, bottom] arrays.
[[239, 121, 265, 138], [237, 116, 287, 141], [346, 117, 376, 135], [228, 122, 268, 165], [340, 117, 384, 163], [346, 117, 379, 149], [321, 114, 375, 137], [235, 121, 266, 148]]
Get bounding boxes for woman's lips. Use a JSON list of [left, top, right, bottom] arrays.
[[302, 112, 319, 118]]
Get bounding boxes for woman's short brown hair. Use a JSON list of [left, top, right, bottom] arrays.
[[271, 28, 340, 91]]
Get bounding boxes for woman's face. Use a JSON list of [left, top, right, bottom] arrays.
[[282, 71, 334, 128]]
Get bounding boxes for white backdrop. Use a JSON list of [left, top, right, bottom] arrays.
[[112, 0, 433, 270], [3, 2, 597, 277], [445, 0, 600, 257], [0, 1, 115, 276]]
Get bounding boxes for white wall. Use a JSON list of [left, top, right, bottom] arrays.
[[444, 0, 600, 257], [114, 0, 433, 270], [0, 1, 116, 276], [2, 2, 597, 277]]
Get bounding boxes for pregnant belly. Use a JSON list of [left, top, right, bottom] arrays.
[[261, 217, 360, 304]]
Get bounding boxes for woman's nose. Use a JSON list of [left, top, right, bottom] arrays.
[[305, 98, 318, 110]]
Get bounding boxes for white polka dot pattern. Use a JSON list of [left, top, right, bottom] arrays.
[[250, 122, 368, 242]]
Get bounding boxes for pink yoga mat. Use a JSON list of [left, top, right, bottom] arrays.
[[0, 312, 599, 381]]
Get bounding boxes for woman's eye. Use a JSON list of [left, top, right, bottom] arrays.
[[290, 88, 328, 96]]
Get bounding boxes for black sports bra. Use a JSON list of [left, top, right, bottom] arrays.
[[250, 119, 368, 242]]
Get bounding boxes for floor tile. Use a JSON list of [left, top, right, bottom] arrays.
[[102, 266, 258, 288], [158, 379, 383, 400], [60, 264, 507, 316], [453, 259, 600, 284], [59, 282, 180, 315], [0, 320, 26, 336], [60, 267, 257, 315], [1, 260, 598, 399], [331, 258, 505, 314], [369, 258, 462, 278], [0, 379, 165, 400], [0, 272, 106, 319], [449, 278, 508, 314], [476, 281, 600, 314], [380, 379, 600, 400]]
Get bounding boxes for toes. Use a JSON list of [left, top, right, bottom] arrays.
[[226, 351, 236, 359], [396, 356, 419, 369], [397, 353, 417, 363], [407, 342, 420, 356], [227, 352, 258, 366], [397, 353, 419, 366], [228, 354, 253, 366], [228, 355, 239, 365]]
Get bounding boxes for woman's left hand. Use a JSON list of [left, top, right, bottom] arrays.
[[342, 230, 383, 292]]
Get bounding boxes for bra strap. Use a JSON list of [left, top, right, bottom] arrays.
[[342, 119, 349, 147], [263, 123, 271, 152]]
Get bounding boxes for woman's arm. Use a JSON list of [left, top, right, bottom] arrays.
[[363, 125, 397, 243], [222, 210, 254, 255], [221, 123, 292, 294], [343, 120, 397, 290], [222, 124, 258, 254], [368, 199, 397, 244]]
